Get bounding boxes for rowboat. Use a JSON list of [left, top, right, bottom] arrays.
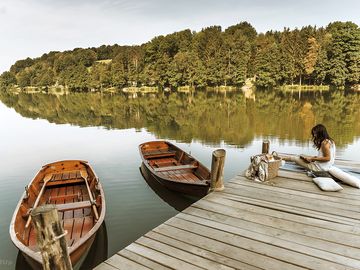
[[9, 160, 106, 269], [139, 141, 211, 197]]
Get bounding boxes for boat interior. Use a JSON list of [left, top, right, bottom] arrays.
[[14, 161, 103, 251], [141, 141, 210, 183]]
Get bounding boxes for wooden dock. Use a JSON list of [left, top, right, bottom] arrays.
[[95, 162, 360, 270]]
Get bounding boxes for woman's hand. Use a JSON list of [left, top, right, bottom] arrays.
[[300, 155, 313, 163]]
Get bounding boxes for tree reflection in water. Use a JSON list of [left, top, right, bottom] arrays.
[[1, 89, 360, 148]]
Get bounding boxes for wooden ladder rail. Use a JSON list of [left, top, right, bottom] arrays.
[[80, 170, 100, 221]]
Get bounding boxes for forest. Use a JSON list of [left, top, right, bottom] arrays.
[[0, 21, 359, 91]]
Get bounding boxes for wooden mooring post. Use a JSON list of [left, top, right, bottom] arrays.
[[210, 149, 226, 192], [31, 204, 72, 270], [262, 140, 270, 154]]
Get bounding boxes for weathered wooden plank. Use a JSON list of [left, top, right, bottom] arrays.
[[166, 217, 359, 270], [100, 159, 360, 270], [230, 176, 360, 201], [118, 249, 172, 270], [126, 242, 204, 270], [220, 187, 358, 224], [225, 182, 360, 214], [56, 201, 92, 212], [154, 164, 197, 172], [137, 236, 234, 270], [93, 262, 119, 270], [145, 231, 261, 270], [180, 208, 360, 260], [192, 197, 360, 247], [153, 223, 305, 270], [203, 193, 360, 232], [234, 173, 360, 196], [105, 253, 150, 270], [231, 178, 360, 205], [278, 170, 313, 181]]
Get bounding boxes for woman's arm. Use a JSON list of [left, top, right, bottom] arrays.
[[309, 140, 331, 162]]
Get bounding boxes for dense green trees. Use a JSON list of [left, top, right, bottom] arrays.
[[327, 22, 360, 86], [0, 21, 359, 91]]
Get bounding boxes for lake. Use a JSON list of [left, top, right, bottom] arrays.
[[1, 89, 360, 269]]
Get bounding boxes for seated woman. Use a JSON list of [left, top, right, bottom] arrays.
[[284, 124, 336, 171]]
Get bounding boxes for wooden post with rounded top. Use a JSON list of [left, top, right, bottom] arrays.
[[31, 204, 72, 270], [210, 149, 226, 192], [262, 140, 270, 154]]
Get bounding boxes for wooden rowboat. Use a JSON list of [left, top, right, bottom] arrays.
[[139, 141, 211, 197], [9, 160, 105, 269]]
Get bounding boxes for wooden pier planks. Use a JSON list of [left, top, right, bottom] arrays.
[[96, 166, 360, 270]]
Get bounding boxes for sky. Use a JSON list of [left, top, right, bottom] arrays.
[[0, 0, 359, 73]]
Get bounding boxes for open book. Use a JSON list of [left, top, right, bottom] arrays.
[[300, 155, 310, 163]]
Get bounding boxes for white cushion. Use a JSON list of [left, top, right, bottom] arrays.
[[328, 167, 360, 188], [313, 177, 343, 191]]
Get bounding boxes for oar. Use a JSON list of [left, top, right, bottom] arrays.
[[25, 174, 53, 228], [80, 170, 100, 221]]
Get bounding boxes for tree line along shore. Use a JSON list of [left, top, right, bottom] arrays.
[[0, 21, 359, 92]]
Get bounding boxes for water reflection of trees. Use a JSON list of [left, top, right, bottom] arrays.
[[1, 90, 360, 147]]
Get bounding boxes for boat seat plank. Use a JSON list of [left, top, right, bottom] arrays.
[[46, 178, 84, 187], [56, 201, 92, 212], [154, 164, 198, 172], [145, 153, 176, 159], [50, 170, 80, 180], [143, 149, 176, 156], [143, 148, 177, 159]]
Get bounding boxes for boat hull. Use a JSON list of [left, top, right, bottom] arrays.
[[139, 141, 211, 197], [22, 234, 95, 270], [140, 162, 209, 197], [10, 160, 106, 270]]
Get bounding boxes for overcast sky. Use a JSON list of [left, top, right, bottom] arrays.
[[0, 0, 359, 72]]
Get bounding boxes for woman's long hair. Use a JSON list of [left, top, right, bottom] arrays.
[[311, 124, 333, 150]]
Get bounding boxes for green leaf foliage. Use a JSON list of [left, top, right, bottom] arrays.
[[1, 21, 359, 92]]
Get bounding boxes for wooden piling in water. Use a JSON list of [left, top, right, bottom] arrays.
[[262, 140, 270, 154], [31, 204, 72, 270], [210, 149, 226, 191]]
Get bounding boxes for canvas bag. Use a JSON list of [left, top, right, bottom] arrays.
[[245, 152, 282, 182], [245, 154, 269, 182]]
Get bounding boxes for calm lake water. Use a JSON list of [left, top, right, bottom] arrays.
[[1, 89, 360, 269]]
